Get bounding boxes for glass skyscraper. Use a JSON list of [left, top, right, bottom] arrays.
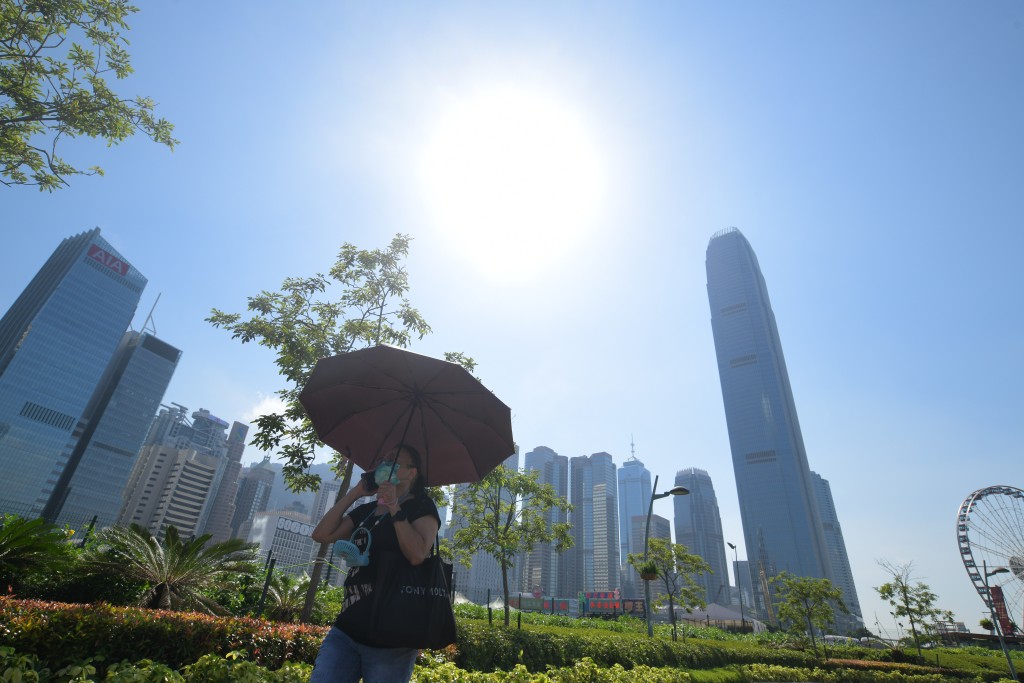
[[568, 452, 620, 595], [673, 467, 730, 605], [705, 227, 833, 620], [0, 229, 146, 518], [522, 446, 569, 597], [43, 331, 181, 528], [811, 471, 863, 631], [616, 455, 651, 566]]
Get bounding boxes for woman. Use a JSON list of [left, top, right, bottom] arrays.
[[309, 444, 441, 683]]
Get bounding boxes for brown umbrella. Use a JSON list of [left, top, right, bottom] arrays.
[[298, 345, 515, 486]]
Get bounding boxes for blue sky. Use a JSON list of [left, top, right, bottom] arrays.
[[4, 2, 1023, 635]]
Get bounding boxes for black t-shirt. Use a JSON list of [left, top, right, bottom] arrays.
[[335, 490, 441, 632]]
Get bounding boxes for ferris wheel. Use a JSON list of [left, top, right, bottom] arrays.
[[957, 485, 1024, 632]]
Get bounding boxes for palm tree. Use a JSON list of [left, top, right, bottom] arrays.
[[0, 515, 71, 588], [85, 524, 256, 614], [263, 571, 310, 622]]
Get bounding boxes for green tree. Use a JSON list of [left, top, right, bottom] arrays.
[[1, 0, 177, 190], [875, 560, 944, 658], [451, 465, 573, 627], [980, 617, 995, 634], [207, 233, 467, 621], [0, 515, 70, 590], [84, 524, 256, 613], [628, 538, 710, 641], [770, 571, 848, 658]]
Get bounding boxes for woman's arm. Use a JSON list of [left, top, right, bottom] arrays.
[[310, 478, 370, 544], [377, 485, 439, 565], [393, 513, 440, 566]]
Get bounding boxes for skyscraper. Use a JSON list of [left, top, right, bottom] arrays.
[[568, 452, 619, 596], [673, 467, 730, 605], [446, 452, 520, 604], [202, 420, 248, 542], [119, 405, 246, 538], [231, 455, 276, 540], [811, 471, 863, 631], [522, 445, 569, 597], [0, 229, 146, 518], [43, 330, 181, 528], [616, 454, 651, 566], [706, 227, 833, 619]]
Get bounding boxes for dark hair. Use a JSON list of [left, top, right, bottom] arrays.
[[392, 443, 425, 494]]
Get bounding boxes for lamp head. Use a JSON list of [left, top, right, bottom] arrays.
[[667, 486, 690, 496], [727, 542, 736, 550]]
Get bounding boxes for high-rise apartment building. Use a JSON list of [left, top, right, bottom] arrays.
[[120, 405, 247, 538], [811, 471, 863, 631], [43, 331, 180, 528], [706, 227, 835, 620], [616, 455, 651, 566], [521, 446, 569, 597], [673, 468, 730, 605], [0, 229, 146, 518], [231, 455, 276, 540], [568, 452, 619, 596]]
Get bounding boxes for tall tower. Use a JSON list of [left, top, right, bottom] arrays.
[[0, 229, 146, 518], [43, 331, 181, 528], [706, 227, 832, 619], [673, 467, 730, 605], [616, 450, 651, 566], [811, 471, 863, 632], [522, 445, 569, 597], [568, 452, 619, 596]]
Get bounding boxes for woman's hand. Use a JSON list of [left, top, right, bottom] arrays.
[[376, 481, 400, 514]]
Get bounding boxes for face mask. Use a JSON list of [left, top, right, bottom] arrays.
[[374, 461, 402, 486]]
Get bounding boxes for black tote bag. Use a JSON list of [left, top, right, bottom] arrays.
[[337, 547, 456, 650]]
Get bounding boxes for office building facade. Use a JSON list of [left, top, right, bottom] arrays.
[[568, 452, 620, 596], [617, 456, 652, 566], [231, 455, 276, 540], [446, 453, 520, 604], [706, 227, 833, 619], [521, 446, 569, 597], [673, 467, 730, 605], [811, 471, 863, 631], [44, 331, 180, 528], [0, 229, 146, 518]]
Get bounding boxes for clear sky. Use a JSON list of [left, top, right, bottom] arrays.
[[4, 1, 1023, 637]]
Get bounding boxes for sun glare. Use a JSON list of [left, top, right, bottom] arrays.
[[418, 87, 606, 278]]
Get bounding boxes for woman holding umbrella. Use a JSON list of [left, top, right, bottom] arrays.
[[309, 444, 441, 683]]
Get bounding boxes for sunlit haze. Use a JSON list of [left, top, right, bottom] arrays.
[[419, 86, 606, 278]]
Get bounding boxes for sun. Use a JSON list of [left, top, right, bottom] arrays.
[[418, 87, 606, 278]]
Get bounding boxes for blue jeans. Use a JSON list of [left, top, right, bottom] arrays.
[[310, 626, 419, 683]]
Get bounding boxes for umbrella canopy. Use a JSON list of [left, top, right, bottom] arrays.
[[299, 345, 515, 486]]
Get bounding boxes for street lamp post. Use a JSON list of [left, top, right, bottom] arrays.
[[727, 542, 746, 632], [983, 561, 1019, 682], [644, 475, 689, 637]]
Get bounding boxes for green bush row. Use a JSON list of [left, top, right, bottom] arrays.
[[453, 620, 816, 672], [0, 598, 325, 670], [7, 646, 1000, 683]]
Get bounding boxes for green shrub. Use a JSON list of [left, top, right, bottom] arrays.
[[0, 598, 324, 670]]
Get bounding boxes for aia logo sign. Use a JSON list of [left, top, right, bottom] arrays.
[[87, 244, 130, 276]]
